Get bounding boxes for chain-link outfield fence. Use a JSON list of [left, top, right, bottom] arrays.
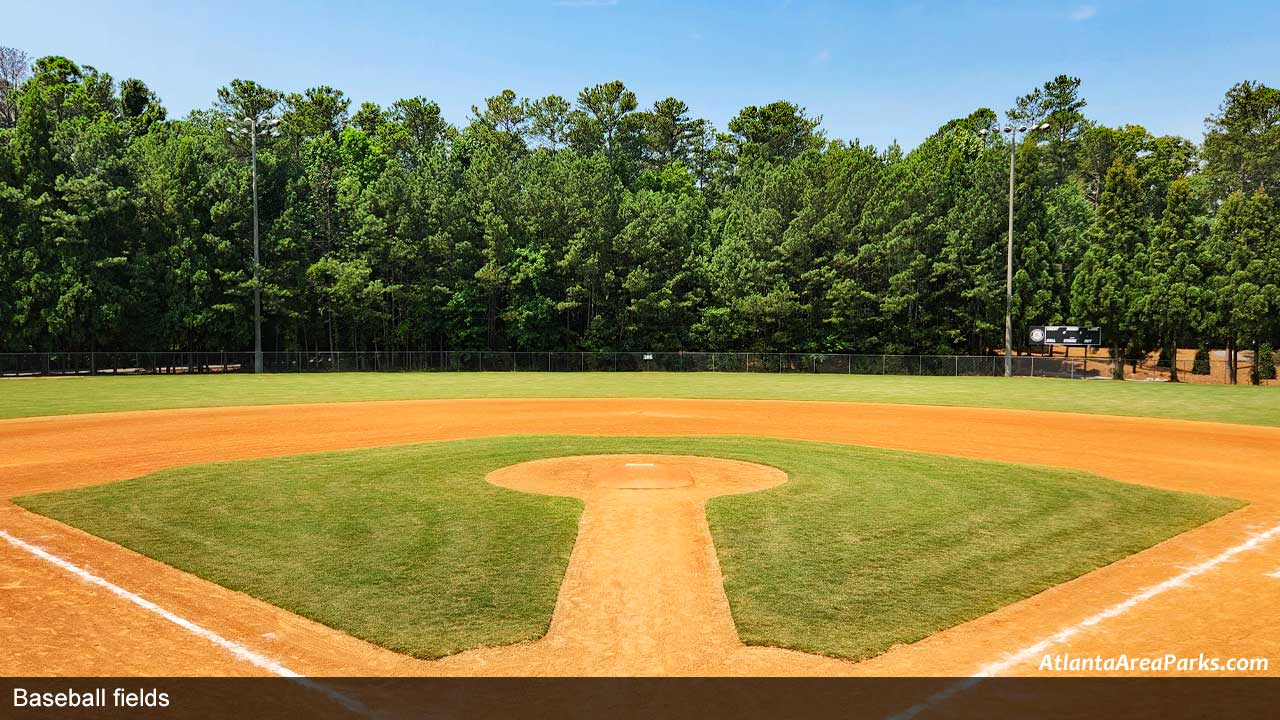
[[0, 350, 1274, 384]]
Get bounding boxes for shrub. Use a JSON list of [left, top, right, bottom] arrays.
[[1191, 346, 1211, 375], [1258, 344, 1276, 381]]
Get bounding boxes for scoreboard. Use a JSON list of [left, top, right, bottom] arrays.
[[1028, 325, 1102, 346]]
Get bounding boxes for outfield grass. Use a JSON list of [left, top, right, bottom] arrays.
[[2, 372, 1279, 426], [14, 435, 1239, 661]]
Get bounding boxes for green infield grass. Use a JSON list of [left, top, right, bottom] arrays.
[[2, 372, 1279, 426], [13, 436, 1240, 661]]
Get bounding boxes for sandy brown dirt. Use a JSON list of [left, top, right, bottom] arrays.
[[1065, 347, 1280, 385], [450, 454, 846, 675], [1, 398, 1279, 678]]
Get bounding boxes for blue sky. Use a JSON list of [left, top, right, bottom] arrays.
[[7, 1, 1278, 149]]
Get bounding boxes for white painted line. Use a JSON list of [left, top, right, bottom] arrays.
[[624, 463, 656, 467], [0, 530, 366, 715], [889, 522, 1280, 720], [1267, 568, 1280, 579]]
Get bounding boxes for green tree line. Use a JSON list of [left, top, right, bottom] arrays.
[[1, 48, 1278, 382]]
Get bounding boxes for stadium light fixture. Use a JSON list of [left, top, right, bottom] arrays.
[[225, 112, 279, 374], [983, 121, 1052, 377]]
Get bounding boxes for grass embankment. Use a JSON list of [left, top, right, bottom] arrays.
[[14, 436, 1239, 661], [2, 372, 1279, 427]]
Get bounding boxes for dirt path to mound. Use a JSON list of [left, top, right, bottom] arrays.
[[452, 454, 852, 675], [1, 398, 1278, 677]]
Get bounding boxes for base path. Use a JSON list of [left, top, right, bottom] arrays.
[[2, 398, 1278, 677]]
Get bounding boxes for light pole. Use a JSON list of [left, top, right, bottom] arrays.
[[227, 114, 280, 373], [978, 122, 1050, 377]]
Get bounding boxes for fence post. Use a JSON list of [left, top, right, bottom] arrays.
[[881, 355, 886, 375], [955, 355, 959, 376], [1030, 356, 1035, 377]]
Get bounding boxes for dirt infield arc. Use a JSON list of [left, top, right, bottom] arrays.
[[2, 398, 1279, 677]]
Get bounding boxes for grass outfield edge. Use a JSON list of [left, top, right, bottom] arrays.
[[2, 373, 1278, 428]]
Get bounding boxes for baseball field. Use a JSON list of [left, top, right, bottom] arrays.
[[2, 373, 1278, 685]]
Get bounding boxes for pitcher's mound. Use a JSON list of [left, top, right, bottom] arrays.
[[486, 454, 786, 499], [592, 461, 693, 489]]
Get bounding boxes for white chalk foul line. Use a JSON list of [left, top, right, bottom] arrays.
[[889, 522, 1280, 720], [0, 530, 367, 716]]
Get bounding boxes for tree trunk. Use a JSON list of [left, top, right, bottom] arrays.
[[1167, 342, 1179, 383], [1110, 345, 1124, 380]]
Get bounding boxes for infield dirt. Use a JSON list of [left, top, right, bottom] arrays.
[[2, 398, 1278, 676]]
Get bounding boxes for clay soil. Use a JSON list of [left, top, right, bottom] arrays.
[[2, 398, 1278, 677], [1031, 346, 1279, 385]]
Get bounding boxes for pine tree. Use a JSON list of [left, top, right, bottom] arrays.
[[1071, 160, 1149, 379], [1201, 190, 1275, 383], [1144, 178, 1203, 381]]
